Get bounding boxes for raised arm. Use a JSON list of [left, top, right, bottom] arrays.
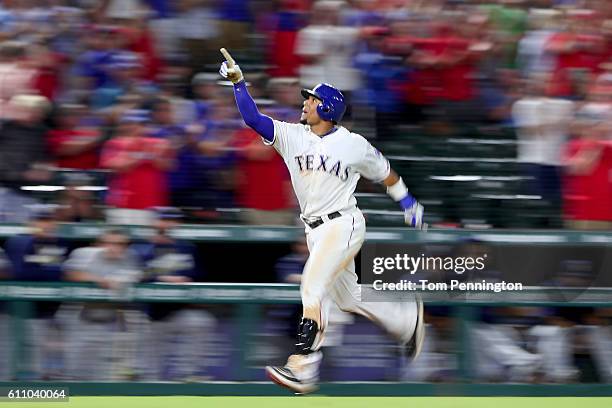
[[219, 48, 274, 142]]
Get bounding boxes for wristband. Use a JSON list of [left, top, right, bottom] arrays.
[[386, 177, 409, 202]]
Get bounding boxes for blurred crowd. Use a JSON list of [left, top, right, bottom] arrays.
[[0, 0, 610, 228], [0, 205, 213, 381]]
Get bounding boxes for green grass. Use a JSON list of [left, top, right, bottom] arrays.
[[2, 397, 612, 408]]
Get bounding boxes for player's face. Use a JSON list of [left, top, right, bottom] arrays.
[[300, 96, 322, 126]]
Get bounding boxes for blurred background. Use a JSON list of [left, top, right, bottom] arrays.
[[0, 0, 611, 391]]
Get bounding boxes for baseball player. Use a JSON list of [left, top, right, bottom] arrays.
[[220, 48, 425, 394]]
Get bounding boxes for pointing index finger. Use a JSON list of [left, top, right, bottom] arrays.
[[220, 48, 235, 68]]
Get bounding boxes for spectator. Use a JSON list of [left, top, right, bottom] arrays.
[[62, 228, 143, 380], [472, 307, 577, 383], [0, 94, 53, 223], [90, 51, 155, 110], [477, 67, 522, 125], [217, 0, 252, 52], [479, 0, 528, 69], [406, 15, 481, 127], [131, 207, 212, 381], [296, 1, 362, 95], [267, 77, 301, 116], [73, 25, 119, 91], [148, 5, 183, 62], [195, 90, 239, 213], [114, 13, 163, 82], [175, 0, 220, 72], [182, 72, 241, 189], [0, 41, 35, 120], [583, 308, 612, 383], [46, 6, 87, 60], [148, 97, 185, 139], [63, 228, 141, 288], [132, 207, 200, 284], [28, 38, 67, 102], [562, 104, 612, 229], [3, 205, 69, 379], [433, 17, 481, 122], [190, 72, 219, 124], [231, 77, 296, 224], [156, 63, 194, 125], [354, 26, 408, 137], [263, 0, 306, 77], [517, 9, 560, 77], [383, 15, 428, 123], [101, 109, 174, 226], [465, 10, 513, 124], [546, 10, 606, 98], [233, 125, 295, 225], [147, 97, 205, 208], [47, 104, 105, 170], [3, 204, 68, 283], [512, 74, 575, 227]]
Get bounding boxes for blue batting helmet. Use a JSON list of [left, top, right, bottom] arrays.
[[301, 83, 346, 123]]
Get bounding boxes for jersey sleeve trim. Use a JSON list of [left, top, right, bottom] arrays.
[[358, 135, 391, 183], [262, 128, 276, 146]]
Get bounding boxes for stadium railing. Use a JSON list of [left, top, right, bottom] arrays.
[[1, 223, 611, 243], [0, 281, 611, 396]]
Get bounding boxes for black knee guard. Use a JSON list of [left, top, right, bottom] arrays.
[[295, 317, 319, 355]]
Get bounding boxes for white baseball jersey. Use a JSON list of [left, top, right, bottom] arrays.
[[260, 119, 419, 376], [265, 120, 390, 220]]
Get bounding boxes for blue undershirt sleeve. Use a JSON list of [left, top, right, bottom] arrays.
[[233, 80, 274, 142]]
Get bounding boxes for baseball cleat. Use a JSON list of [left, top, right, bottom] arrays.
[[405, 295, 425, 360], [265, 365, 318, 395]]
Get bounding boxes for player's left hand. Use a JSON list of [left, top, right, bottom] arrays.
[[400, 195, 425, 230]]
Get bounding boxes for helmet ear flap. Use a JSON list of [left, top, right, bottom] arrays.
[[317, 102, 333, 121]]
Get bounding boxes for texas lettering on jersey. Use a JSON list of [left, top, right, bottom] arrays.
[[294, 154, 351, 181], [266, 121, 390, 219]]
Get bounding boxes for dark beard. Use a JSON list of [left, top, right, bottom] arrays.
[[300, 118, 307, 125]]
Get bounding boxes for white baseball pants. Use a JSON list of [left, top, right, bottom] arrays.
[[301, 208, 417, 351]]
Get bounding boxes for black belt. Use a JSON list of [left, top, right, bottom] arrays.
[[303, 211, 342, 229]]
